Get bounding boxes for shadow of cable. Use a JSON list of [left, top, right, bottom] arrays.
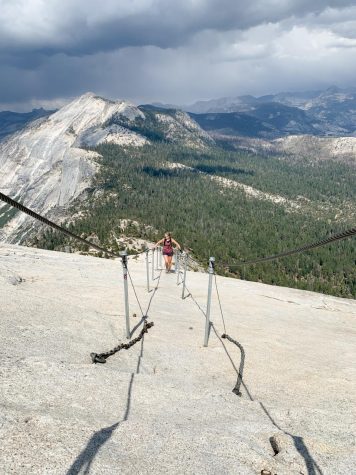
[[66, 421, 120, 475], [259, 403, 323, 475], [145, 270, 162, 315], [186, 285, 323, 474], [66, 329, 149, 473], [66, 372, 135, 475], [217, 330, 323, 474], [184, 285, 205, 315], [214, 327, 323, 474]]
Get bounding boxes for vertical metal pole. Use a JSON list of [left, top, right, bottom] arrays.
[[181, 252, 188, 299], [151, 248, 155, 280], [120, 250, 130, 339], [159, 246, 163, 268], [145, 248, 150, 293], [204, 257, 215, 347], [176, 250, 180, 283], [156, 246, 159, 270]]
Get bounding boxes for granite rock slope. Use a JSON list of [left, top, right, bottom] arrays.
[[1, 244, 355, 474]]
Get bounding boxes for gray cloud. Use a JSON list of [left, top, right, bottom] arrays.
[[1, 0, 356, 109], [1, 0, 355, 55]]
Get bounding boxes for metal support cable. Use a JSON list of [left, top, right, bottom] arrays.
[[214, 273, 227, 335], [2, 192, 354, 273], [0, 191, 121, 257], [126, 266, 145, 318], [224, 226, 356, 268], [0, 191, 149, 259]]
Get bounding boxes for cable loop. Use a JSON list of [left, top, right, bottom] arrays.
[[90, 321, 154, 363]]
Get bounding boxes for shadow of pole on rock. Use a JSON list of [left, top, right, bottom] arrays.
[[292, 436, 323, 475], [259, 402, 323, 475], [66, 335, 143, 474], [66, 421, 120, 475], [122, 372, 135, 421], [185, 284, 324, 475], [136, 335, 145, 374]]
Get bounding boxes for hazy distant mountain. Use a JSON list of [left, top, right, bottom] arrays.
[[211, 133, 356, 166], [189, 111, 274, 138], [155, 87, 356, 138], [0, 108, 53, 142], [190, 102, 321, 139]]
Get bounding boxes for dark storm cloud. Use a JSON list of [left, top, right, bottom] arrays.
[[1, 0, 355, 56], [1, 0, 356, 109]]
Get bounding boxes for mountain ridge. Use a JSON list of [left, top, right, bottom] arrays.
[[0, 93, 212, 242], [0, 92, 355, 298], [154, 86, 356, 138]]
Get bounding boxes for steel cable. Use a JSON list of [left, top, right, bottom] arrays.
[[0, 191, 149, 259], [127, 248, 149, 259], [2, 192, 355, 273], [223, 226, 356, 269], [126, 266, 145, 318], [0, 191, 122, 257], [214, 273, 227, 335]]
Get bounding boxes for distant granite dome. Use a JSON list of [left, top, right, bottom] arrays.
[[0, 93, 212, 243]]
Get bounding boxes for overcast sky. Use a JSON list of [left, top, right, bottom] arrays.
[[1, 0, 356, 111]]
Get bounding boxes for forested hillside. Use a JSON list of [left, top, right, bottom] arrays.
[[33, 142, 356, 298]]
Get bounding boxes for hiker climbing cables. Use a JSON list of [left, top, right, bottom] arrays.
[[153, 232, 181, 273]]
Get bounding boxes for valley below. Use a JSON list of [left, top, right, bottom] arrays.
[[0, 92, 355, 298]]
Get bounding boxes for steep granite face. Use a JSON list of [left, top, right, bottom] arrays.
[[0, 93, 149, 242]]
